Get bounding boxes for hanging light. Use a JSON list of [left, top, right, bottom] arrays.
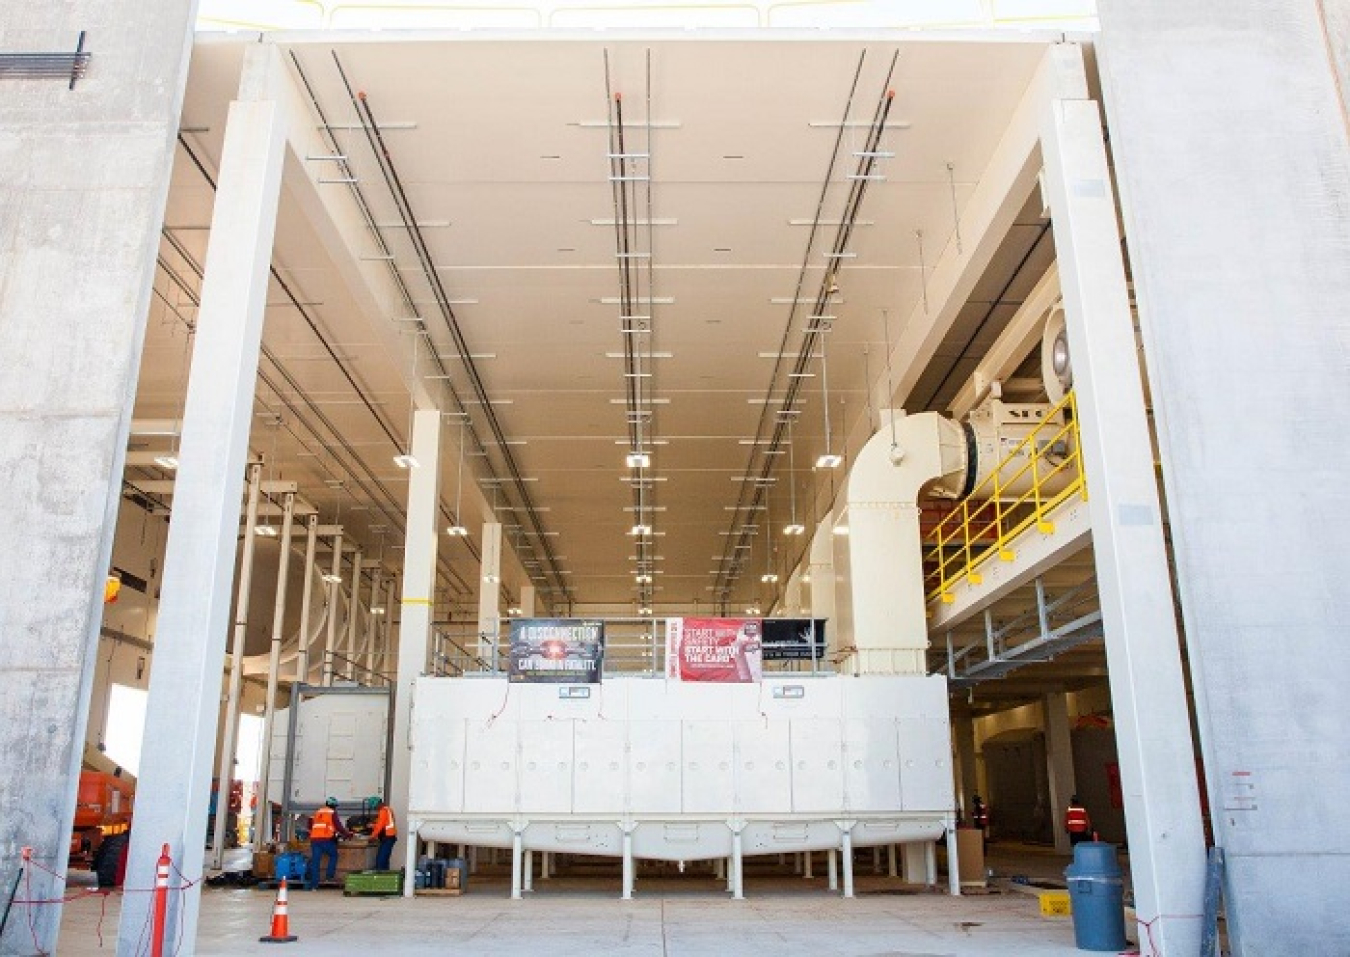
[[445, 417, 470, 536], [815, 330, 842, 469], [625, 451, 650, 468], [322, 572, 343, 584], [784, 419, 806, 534], [630, 524, 653, 536], [154, 454, 179, 471]]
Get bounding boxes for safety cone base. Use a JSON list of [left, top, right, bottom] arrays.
[[260, 934, 299, 944]]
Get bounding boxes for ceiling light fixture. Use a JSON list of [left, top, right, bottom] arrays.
[[393, 454, 420, 469], [635, 573, 653, 584], [761, 573, 778, 583], [815, 323, 842, 469], [322, 572, 343, 584], [446, 417, 469, 536], [626, 451, 650, 468], [154, 454, 180, 471], [784, 418, 806, 535], [254, 524, 278, 537], [370, 606, 386, 617]]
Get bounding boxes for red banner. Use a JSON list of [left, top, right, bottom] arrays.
[[665, 617, 763, 682]]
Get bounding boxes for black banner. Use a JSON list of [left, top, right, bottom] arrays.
[[760, 619, 828, 661], [508, 618, 605, 683]]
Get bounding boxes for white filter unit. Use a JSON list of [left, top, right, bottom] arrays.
[[410, 674, 952, 861], [269, 688, 389, 806]]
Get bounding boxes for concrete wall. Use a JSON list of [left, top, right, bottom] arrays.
[[0, 2, 198, 951], [1096, 3, 1350, 953]]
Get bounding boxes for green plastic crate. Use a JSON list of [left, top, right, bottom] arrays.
[[343, 870, 403, 896]]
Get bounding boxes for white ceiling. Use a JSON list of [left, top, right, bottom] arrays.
[[129, 30, 1058, 619]]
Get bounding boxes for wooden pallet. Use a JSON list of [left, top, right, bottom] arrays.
[[414, 887, 463, 897]]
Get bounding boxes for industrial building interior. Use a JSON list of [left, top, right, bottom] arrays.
[[4, 1, 1346, 956]]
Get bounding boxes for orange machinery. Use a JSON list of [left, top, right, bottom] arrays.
[[70, 771, 134, 864]]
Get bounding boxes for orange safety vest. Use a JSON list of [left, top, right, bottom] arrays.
[[372, 805, 397, 839], [311, 806, 337, 840], [1065, 806, 1091, 833]]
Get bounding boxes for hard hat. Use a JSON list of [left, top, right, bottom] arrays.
[[325, 797, 339, 808]]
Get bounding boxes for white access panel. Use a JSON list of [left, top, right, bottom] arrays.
[[463, 719, 519, 813], [896, 677, 954, 812], [519, 720, 573, 814], [628, 720, 681, 814], [843, 718, 902, 812], [734, 720, 792, 813], [682, 721, 734, 813], [573, 719, 627, 814], [790, 719, 845, 813]]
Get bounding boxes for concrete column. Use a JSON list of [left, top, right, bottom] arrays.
[[478, 522, 503, 668], [253, 490, 296, 848], [0, 1, 197, 951], [953, 711, 978, 819], [1096, 5, 1350, 955], [840, 828, 854, 899], [902, 843, 926, 885], [322, 530, 343, 684], [524, 849, 534, 893], [296, 515, 319, 684], [117, 43, 288, 953], [1038, 41, 1206, 955], [511, 831, 524, 901], [345, 550, 362, 680], [621, 829, 634, 900], [392, 409, 441, 896], [1043, 692, 1076, 853]]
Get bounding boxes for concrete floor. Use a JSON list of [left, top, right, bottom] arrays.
[[54, 864, 1100, 956]]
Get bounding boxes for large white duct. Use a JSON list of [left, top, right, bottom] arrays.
[[836, 411, 968, 675]]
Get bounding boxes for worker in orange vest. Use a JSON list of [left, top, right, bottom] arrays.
[[370, 797, 397, 871], [1064, 795, 1093, 847], [306, 797, 352, 890]]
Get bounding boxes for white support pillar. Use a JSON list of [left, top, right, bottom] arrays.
[[887, 844, 898, 879], [322, 530, 343, 685], [946, 819, 961, 897], [903, 843, 926, 885], [803, 850, 813, 879], [621, 828, 635, 900], [540, 851, 551, 880], [364, 568, 381, 678], [210, 464, 261, 869], [253, 490, 296, 849], [511, 830, 524, 901], [1038, 41, 1205, 955], [840, 827, 855, 899], [296, 515, 319, 685], [478, 522, 503, 669], [953, 712, 978, 819], [118, 43, 287, 953], [519, 584, 536, 618], [392, 409, 441, 897], [1043, 692, 1076, 853], [731, 828, 745, 901], [925, 841, 937, 887], [524, 850, 534, 893], [345, 550, 362, 681]]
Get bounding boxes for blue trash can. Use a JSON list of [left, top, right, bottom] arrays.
[[1065, 842, 1127, 951]]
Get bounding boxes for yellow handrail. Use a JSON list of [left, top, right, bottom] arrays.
[[924, 391, 1087, 604]]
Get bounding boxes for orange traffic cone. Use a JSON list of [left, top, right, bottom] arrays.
[[259, 877, 298, 944]]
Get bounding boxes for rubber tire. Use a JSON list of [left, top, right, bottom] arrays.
[[95, 833, 128, 888]]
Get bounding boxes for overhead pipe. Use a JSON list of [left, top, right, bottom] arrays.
[[210, 462, 262, 869], [346, 549, 363, 682], [295, 514, 319, 684], [322, 529, 343, 685], [329, 54, 568, 606]]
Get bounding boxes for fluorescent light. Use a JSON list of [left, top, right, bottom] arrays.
[[254, 525, 278, 537], [635, 574, 653, 584], [832, 525, 849, 536], [815, 453, 843, 469], [625, 451, 651, 468], [802, 575, 812, 584], [153, 455, 179, 470], [322, 573, 343, 584], [630, 524, 653, 536], [394, 454, 420, 469], [761, 573, 778, 583], [745, 606, 761, 615], [483, 573, 500, 583], [446, 525, 469, 536], [638, 606, 653, 616], [783, 523, 806, 536], [370, 607, 386, 616]]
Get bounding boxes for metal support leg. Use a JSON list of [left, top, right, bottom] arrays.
[[621, 830, 634, 901], [888, 844, 898, 878], [715, 857, 725, 881], [524, 850, 534, 893], [925, 841, 937, 887], [827, 848, 838, 891], [841, 831, 855, 899], [732, 831, 745, 900], [873, 846, 882, 874], [511, 833, 523, 901], [946, 820, 961, 897], [541, 851, 551, 879], [803, 850, 813, 879]]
